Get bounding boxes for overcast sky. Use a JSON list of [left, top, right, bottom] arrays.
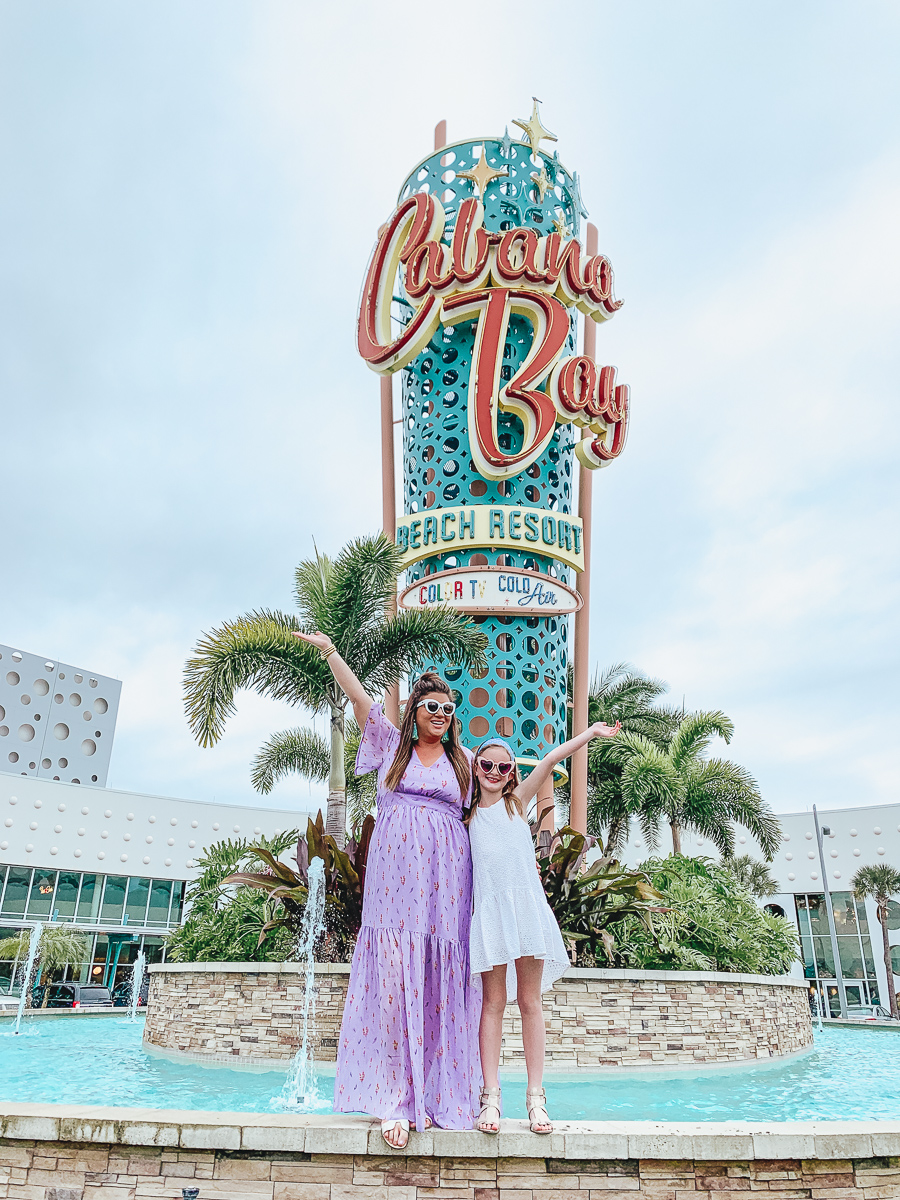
[[1, 1, 898, 820]]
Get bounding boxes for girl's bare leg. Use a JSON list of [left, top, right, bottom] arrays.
[[515, 956, 549, 1129], [479, 964, 508, 1089]]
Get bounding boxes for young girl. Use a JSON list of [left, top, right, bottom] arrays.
[[467, 722, 620, 1135]]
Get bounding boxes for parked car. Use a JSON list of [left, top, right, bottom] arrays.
[[112, 975, 149, 1008], [43, 983, 113, 1008]]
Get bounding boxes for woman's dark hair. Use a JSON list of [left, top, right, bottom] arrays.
[[384, 672, 471, 798], [464, 741, 521, 826]]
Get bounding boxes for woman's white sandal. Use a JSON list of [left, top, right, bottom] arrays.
[[526, 1087, 552, 1134], [380, 1118, 410, 1149], [477, 1086, 502, 1134]]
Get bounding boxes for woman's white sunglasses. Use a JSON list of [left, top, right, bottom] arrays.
[[417, 699, 456, 717]]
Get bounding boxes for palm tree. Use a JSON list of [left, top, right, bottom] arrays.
[[611, 710, 781, 860], [722, 854, 779, 899], [0, 926, 90, 1006], [252, 719, 377, 833], [581, 663, 682, 852], [184, 533, 487, 842], [851, 863, 900, 1019]]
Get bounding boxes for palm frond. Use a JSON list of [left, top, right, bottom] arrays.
[[851, 864, 900, 903], [183, 609, 331, 746], [251, 726, 330, 794], [351, 607, 487, 694], [682, 758, 780, 860], [669, 710, 734, 772]]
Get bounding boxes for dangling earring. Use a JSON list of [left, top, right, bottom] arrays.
[[412, 724, 419, 742]]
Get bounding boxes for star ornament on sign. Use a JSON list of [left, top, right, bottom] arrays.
[[455, 147, 508, 197], [513, 97, 558, 159]]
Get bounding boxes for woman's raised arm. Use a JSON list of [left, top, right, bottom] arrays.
[[516, 720, 621, 808], [292, 631, 375, 729]]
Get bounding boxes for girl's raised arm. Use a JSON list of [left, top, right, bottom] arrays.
[[516, 721, 621, 808], [292, 631, 374, 729]]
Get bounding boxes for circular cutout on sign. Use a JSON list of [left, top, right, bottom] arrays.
[[469, 716, 489, 738], [525, 485, 540, 503], [423, 491, 436, 507], [495, 717, 514, 736], [495, 688, 514, 709], [470, 552, 488, 565], [423, 444, 435, 461], [469, 479, 487, 496], [522, 663, 539, 683], [525, 637, 539, 655], [18, 725, 35, 742], [544, 669, 557, 687], [443, 484, 460, 501], [544, 696, 556, 716], [53, 723, 69, 740], [6, 672, 20, 686], [469, 688, 489, 708], [522, 692, 539, 711], [424, 467, 435, 484], [469, 664, 488, 680], [522, 720, 539, 741], [496, 633, 514, 651], [33, 679, 49, 696], [544, 724, 556, 743], [444, 665, 462, 681], [495, 660, 515, 680]]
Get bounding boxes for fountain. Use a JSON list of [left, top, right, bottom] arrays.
[[12, 924, 43, 1035], [128, 950, 146, 1022], [275, 856, 327, 1111]]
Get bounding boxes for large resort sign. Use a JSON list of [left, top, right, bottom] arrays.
[[358, 102, 630, 756]]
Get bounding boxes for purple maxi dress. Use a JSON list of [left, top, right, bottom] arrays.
[[334, 704, 481, 1130]]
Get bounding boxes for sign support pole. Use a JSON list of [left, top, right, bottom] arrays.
[[381, 373, 401, 726], [569, 223, 598, 836]]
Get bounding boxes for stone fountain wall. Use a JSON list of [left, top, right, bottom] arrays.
[[144, 963, 812, 1069]]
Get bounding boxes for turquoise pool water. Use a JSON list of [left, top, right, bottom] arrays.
[[2, 1018, 899, 1120]]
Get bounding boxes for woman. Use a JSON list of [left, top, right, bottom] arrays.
[[293, 631, 479, 1147], [466, 724, 619, 1135]]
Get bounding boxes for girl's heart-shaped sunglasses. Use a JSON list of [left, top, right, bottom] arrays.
[[477, 758, 514, 776]]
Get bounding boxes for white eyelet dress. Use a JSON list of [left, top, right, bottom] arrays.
[[468, 800, 570, 1002]]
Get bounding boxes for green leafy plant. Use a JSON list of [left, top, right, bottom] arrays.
[[722, 854, 779, 899], [616, 855, 799, 974], [183, 533, 486, 842], [225, 811, 376, 962], [535, 826, 667, 964], [851, 863, 900, 1019]]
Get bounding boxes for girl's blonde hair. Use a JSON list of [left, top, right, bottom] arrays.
[[464, 739, 521, 826], [384, 672, 471, 798]]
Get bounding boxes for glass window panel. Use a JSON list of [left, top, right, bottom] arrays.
[[0, 864, 7, 898], [100, 876, 127, 922], [885, 900, 900, 931], [825, 984, 841, 1017], [869, 979, 881, 1006], [147, 881, 172, 927], [124, 878, 150, 926], [830, 893, 859, 934], [795, 895, 812, 937], [800, 934, 816, 978], [141, 935, 165, 964], [806, 894, 829, 935], [76, 875, 100, 922], [26, 868, 57, 918], [91, 935, 109, 983], [813, 935, 835, 975], [844, 984, 864, 1009], [864, 938, 878, 976], [170, 882, 185, 925], [54, 873, 81, 921], [1, 868, 31, 917], [856, 899, 870, 933], [838, 936, 865, 978]]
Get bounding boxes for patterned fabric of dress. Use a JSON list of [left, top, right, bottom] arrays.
[[333, 703, 482, 1130], [468, 800, 570, 1003]]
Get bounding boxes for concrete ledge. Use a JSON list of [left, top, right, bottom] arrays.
[[1, 1103, 899, 1159], [151, 961, 806, 987]]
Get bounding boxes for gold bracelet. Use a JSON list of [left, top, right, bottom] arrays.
[[322, 644, 337, 659]]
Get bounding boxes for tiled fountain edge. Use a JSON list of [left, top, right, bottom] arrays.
[[2, 1104, 900, 1158]]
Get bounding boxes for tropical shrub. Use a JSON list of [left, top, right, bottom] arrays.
[[226, 811, 375, 962], [614, 855, 799, 974], [0, 926, 91, 1004], [536, 826, 667, 965]]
